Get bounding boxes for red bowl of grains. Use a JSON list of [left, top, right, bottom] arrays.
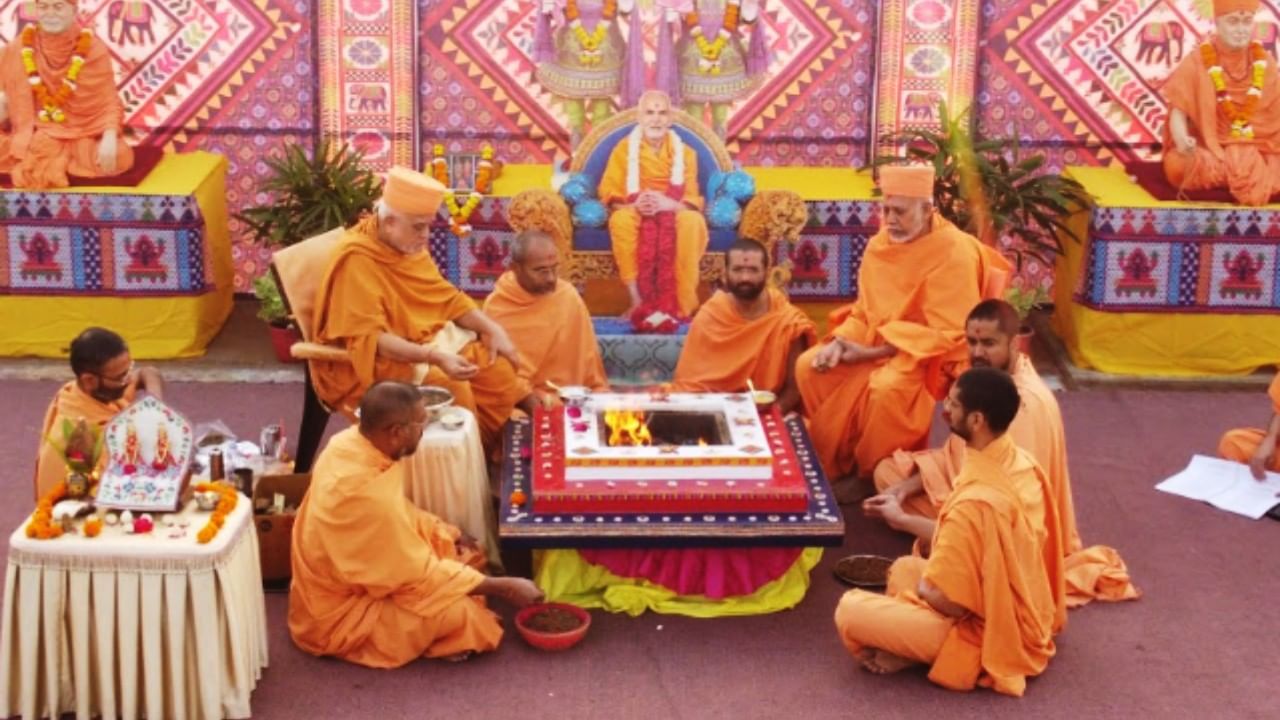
[[514, 603, 591, 651]]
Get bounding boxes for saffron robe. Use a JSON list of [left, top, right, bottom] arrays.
[[1161, 36, 1280, 206], [288, 427, 501, 668], [673, 287, 816, 394], [875, 355, 1140, 607], [482, 273, 608, 398], [599, 133, 709, 316], [835, 434, 1063, 697], [796, 215, 1009, 478], [1218, 373, 1280, 472], [311, 220, 522, 449], [32, 379, 137, 501], [0, 26, 134, 189]]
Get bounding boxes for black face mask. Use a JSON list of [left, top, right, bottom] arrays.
[[730, 280, 765, 301]]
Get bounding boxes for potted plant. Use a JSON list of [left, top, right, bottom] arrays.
[[875, 101, 1094, 270], [1004, 284, 1051, 355], [236, 138, 380, 361]]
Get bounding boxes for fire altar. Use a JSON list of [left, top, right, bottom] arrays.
[[500, 391, 844, 548]]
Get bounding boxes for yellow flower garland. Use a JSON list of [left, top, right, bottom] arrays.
[[21, 26, 93, 124], [445, 190, 483, 237], [1201, 42, 1268, 140], [685, 1, 741, 75], [565, 0, 617, 66]]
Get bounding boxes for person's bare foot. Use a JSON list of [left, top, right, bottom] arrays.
[[861, 649, 914, 674]]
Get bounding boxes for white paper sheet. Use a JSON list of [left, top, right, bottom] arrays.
[[1156, 454, 1280, 519]]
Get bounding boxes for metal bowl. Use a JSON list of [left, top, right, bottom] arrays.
[[416, 385, 455, 420]]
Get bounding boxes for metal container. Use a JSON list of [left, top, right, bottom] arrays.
[[208, 448, 225, 481], [260, 424, 283, 460]]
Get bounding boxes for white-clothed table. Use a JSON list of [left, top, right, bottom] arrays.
[[0, 498, 268, 720], [402, 408, 500, 569]]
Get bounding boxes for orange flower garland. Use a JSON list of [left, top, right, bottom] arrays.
[[684, 1, 741, 75], [20, 26, 93, 123], [1201, 42, 1269, 139], [25, 481, 69, 540], [430, 144, 449, 184], [475, 145, 495, 194], [193, 482, 238, 544]]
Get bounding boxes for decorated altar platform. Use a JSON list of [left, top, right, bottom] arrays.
[[0, 152, 233, 359], [1054, 166, 1280, 377]]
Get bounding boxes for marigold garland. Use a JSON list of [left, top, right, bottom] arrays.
[[193, 481, 238, 544], [444, 190, 483, 237], [565, 0, 618, 66], [684, 1, 741, 75], [21, 26, 92, 123], [1201, 42, 1269, 139], [25, 481, 69, 540], [475, 145, 495, 193], [430, 144, 449, 184]]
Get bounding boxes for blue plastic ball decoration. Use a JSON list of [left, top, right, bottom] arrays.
[[706, 170, 728, 202], [572, 199, 608, 228], [722, 171, 756, 203], [707, 196, 742, 229]]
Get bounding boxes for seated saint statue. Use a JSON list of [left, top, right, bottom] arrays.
[[866, 300, 1139, 609], [1218, 372, 1280, 477], [310, 167, 530, 452], [482, 230, 608, 404], [33, 327, 164, 501], [1161, 0, 1280, 206], [834, 368, 1063, 697], [289, 382, 544, 668], [794, 165, 1010, 488], [600, 90, 709, 319], [0, 0, 134, 189]]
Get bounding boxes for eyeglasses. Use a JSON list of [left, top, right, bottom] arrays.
[[97, 361, 136, 385]]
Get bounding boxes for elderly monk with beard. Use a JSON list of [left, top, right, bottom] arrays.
[[32, 327, 165, 500], [673, 238, 815, 414], [289, 382, 544, 668], [864, 300, 1140, 609], [311, 167, 529, 451], [795, 165, 1010, 489], [1162, 0, 1280, 206], [0, 0, 134, 189], [482, 230, 607, 406], [835, 368, 1063, 697], [600, 90, 709, 318]]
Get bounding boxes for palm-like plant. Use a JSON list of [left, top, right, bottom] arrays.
[[875, 101, 1094, 268]]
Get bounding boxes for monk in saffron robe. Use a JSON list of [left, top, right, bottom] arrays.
[[1161, 0, 1280, 206], [796, 165, 1010, 483], [482, 230, 607, 405], [311, 167, 528, 450], [673, 238, 815, 415], [289, 382, 543, 668], [600, 90, 709, 318], [1218, 373, 1280, 478], [32, 327, 164, 501], [835, 368, 1063, 697], [866, 300, 1140, 608], [0, 0, 134, 189]]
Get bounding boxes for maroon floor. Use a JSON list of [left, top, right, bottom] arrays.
[[2, 379, 1277, 718]]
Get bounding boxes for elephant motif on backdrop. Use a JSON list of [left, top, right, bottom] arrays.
[[348, 85, 388, 112], [1135, 20, 1185, 67], [903, 92, 942, 120], [109, 0, 156, 47]]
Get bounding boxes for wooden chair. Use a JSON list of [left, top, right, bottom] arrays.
[[269, 227, 347, 473]]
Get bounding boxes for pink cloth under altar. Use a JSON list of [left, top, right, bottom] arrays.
[[577, 547, 804, 599]]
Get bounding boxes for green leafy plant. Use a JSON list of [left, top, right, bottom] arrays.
[[235, 138, 380, 248], [254, 273, 289, 327], [43, 418, 105, 476], [1004, 284, 1051, 321], [875, 101, 1094, 268]]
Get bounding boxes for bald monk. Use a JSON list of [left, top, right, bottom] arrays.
[[289, 381, 543, 668], [866, 300, 1139, 608], [796, 165, 1010, 485], [673, 238, 815, 415], [0, 0, 134, 189], [600, 90, 709, 318], [32, 327, 164, 501], [1162, 0, 1280, 206], [834, 368, 1063, 697], [1218, 373, 1280, 479], [482, 229, 607, 405], [311, 167, 529, 450]]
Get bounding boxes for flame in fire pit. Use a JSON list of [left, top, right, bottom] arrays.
[[604, 409, 652, 446]]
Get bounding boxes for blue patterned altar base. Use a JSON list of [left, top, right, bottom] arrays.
[[432, 198, 878, 303], [1076, 206, 1280, 314], [0, 193, 209, 297], [592, 317, 687, 385], [497, 414, 845, 549]]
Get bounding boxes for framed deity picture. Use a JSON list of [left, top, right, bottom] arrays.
[[450, 154, 480, 191]]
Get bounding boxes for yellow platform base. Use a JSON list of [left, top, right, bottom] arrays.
[[0, 152, 233, 359]]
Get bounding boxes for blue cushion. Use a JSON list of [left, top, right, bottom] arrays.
[[579, 125, 721, 197], [575, 226, 738, 252]]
